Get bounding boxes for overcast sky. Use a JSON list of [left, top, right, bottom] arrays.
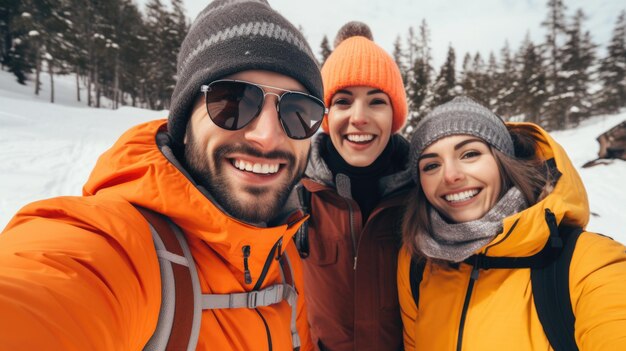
[[139, 0, 625, 68]]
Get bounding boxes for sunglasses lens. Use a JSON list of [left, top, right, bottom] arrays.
[[205, 81, 263, 130], [279, 93, 326, 139]]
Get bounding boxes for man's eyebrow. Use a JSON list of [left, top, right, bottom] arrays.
[[367, 89, 384, 95]]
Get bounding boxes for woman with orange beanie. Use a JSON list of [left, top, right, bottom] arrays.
[[298, 21, 412, 351]]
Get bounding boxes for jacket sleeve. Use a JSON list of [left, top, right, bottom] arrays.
[[0, 197, 162, 351], [570, 231, 626, 350], [397, 246, 417, 351]]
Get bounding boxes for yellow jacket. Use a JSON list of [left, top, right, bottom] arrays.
[[0, 120, 312, 351], [398, 122, 626, 350]]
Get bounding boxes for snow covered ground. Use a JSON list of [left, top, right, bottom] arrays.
[[1, 69, 625, 244]]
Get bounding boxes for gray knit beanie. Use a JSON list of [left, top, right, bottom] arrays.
[[410, 96, 514, 182], [168, 0, 323, 145]]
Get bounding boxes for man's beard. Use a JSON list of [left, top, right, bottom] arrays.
[[183, 133, 306, 224]]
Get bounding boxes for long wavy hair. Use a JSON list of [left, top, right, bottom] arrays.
[[402, 125, 553, 258]]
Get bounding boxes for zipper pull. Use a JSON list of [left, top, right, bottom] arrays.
[[471, 255, 481, 280], [470, 265, 480, 280], [275, 238, 283, 261], [242, 245, 252, 284], [353, 256, 358, 270]]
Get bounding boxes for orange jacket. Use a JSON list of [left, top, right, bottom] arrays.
[[398, 122, 626, 350], [0, 120, 313, 351]]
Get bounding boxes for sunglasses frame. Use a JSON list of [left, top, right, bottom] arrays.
[[200, 79, 328, 140]]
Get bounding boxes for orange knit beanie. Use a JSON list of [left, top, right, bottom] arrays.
[[321, 22, 407, 134]]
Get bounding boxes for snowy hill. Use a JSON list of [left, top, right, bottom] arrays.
[[1, 69, 625, 244]]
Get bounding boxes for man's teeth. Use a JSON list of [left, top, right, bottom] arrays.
[[445, 189, 479, 203], [233, 159, 280, 174], [346, 134, 374, 142]]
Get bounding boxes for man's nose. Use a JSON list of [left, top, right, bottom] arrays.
[[242, 95, 286, 150]]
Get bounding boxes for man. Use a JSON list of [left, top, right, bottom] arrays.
[[0, 1, 325, 350]]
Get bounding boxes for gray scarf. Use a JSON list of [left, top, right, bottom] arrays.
[[416, 187, 528, 262]]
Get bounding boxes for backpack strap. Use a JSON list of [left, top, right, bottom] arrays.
[[531, 210, 582, 351], [136, 206, 202, 351], [200, 283, 297, 309], [409, 256, 426, 308], [293, 184, 311, 258], [200, 250, 302, 350], [279, 252, 302, 350], [137, 206, 302, 350]]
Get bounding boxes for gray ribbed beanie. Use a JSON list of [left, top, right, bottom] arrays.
[[410, 96, 514, 182], [168, 0, 323, 145]]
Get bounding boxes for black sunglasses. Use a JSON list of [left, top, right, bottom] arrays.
[[200, 79, 327, 140]]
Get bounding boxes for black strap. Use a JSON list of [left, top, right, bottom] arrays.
[[293, 184, 311, 258], [531, 224, 582, 351], [409, 257, 426, 308]]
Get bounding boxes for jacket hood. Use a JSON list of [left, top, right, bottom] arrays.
[[83, 120, 306, 260], [304, 132, 413, 198], [479, 122, 589, 258]]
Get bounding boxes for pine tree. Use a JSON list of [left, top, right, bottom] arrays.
[[460, 52, 474, 97], [63, 0, 89, 102], [143, 0, 174, 109], [401, 19, 434, 137], [471, 53, 489, 107], [392, 35, 406, 82], [494, 41, 519, 119], [1, 0, 35, 84], [485, 52, 499, 109], [116, 0, 148, 107], [431, 45, 457, 107], [596, 10, 626, 114], [161, 0, 189, 109], [405, 27, 418, 71], [559, 9, 596, 127], [412, 20, 434, 115], [516, 35, 547, 125], [319, 35, 332, 66], [541, 0, 569, 129]]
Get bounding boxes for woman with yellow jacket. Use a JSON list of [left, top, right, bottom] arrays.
[[398, 96, 626, 350]]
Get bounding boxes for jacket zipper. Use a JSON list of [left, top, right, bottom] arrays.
[[457, 262, 480, 351], [252, 240, 280, 290], [256, 309, 273, 351], [248, 239, 283, 350], [344, 198, 358, 270], [242, 245, 252, 284]]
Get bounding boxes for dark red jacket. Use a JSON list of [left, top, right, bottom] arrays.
[[301, 134, 412, 351]]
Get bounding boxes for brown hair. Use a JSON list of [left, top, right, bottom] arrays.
[[402, 125, 553, 258]]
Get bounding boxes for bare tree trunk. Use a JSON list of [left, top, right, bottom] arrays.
[[95, 64, 100, 108], [87, 68, 92, 107], [141, 83, 146, 109], [34, 47, 41, 95], [49, 59, 54, 103], [113, 57, 120, 109], [76, 67, 81, 102]]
